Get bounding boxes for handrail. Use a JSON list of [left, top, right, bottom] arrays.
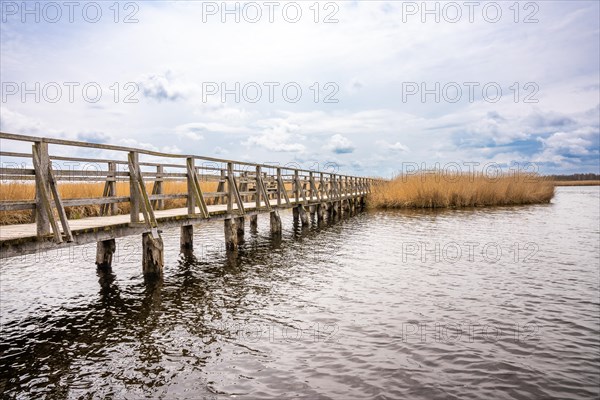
[[0, 132, 374, 177], [1, 132, 378, 243]]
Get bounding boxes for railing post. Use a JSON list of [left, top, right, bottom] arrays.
[[154, 165, 164, 210], [337, 174, 342, 215], [301, 175, 308, 204], [186, 157, 196, 214], [240, 171, 248, 202], [33, 141, 51, 236], [344, 175, 350, 198], [309, 171, 315, 201], [227, 163, 234, 214], [250, 166, 260, 236], [345, 176, 349, 198], [108, 161, 117, 215], [264, 171, 271, 200], [341, 175, 346, 213], [347, 176, 351, 210], [349, 177, 355, 213], [334, 174, 338, 199], [216, 169, 226, 205], [128, 151, 140, 223], [294, 170, 300, 203], [256, 165, 262, 209], [329, 173, 336, 218], [101, 161, 117, 216], [225, 162, 237, 250], [318, 172, 323, 199], [276, 168, 282, 206], [317, 172, 325, 222]]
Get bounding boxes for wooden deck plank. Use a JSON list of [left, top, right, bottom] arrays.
[[0, 195, 351, 242]]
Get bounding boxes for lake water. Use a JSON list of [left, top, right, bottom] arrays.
[[1, 186, 599, 399]]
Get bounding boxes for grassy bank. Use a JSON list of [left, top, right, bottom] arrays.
[[368, 173, 555, 209], [0, 181, 217, 225], [552, 180, 600, 186]]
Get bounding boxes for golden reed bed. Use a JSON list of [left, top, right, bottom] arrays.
[[0, 173, 558, 224], [367, 172, 555, 209]]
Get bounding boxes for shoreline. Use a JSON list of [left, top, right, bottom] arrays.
[[552, 180, 600, 186]]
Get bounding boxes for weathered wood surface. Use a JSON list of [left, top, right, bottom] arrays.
[[0, 195, 350, 243], [96, 239, 116, 268], [1, 132, 376, 260], [142, 232, 164, 276]]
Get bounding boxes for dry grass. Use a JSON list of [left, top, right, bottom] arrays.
[[1, 173, 559, 224], [0, 181, 218, 225], [552, 180, 600, 186], [368, 172, 555, 209]]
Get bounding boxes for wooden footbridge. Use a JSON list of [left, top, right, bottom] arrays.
[[0, 132, 374, 276]]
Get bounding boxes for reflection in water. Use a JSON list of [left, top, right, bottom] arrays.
[[1, 188, 599, 399]]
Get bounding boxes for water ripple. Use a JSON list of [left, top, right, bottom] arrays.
[[1, 187, 599, 399]]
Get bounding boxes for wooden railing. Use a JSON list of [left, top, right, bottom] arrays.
[[0, 132, 375, 244]]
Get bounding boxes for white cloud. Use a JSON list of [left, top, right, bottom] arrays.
[[137, 71, 187, 102], [1, 1, 598, 174], [0, 107, 44, 135], [243, 119, 305, 153], [533, 127, 599, 167], [377, 140, 410, 153], [161, 145, 182, 154], [213, 146, 229, 156], [327, 134, 355, 154]]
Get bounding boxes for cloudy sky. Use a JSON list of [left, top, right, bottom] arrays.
[[1, 0, 598, 177]]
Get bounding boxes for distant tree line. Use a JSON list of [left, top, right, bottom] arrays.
[[546, 173, 600, 181]]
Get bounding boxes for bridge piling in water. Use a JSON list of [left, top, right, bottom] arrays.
[[250, 215, 258, 232], [142, 232, 164, 276], [298, 205, 309, 226], [235, 216, 245, 241], [317, 204, 325, 221], [96, 239, 116, 269], [0, 132, 378, 278], [224, 219, 237, 250], [180, 225, 194, 254], [270, 210, 282, 235]]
